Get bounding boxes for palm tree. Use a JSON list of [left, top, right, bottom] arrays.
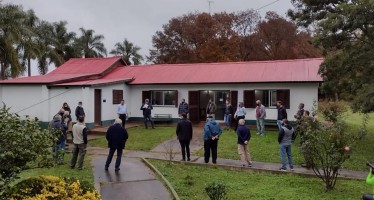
[[18, 9, 40, 76], [76, 28, 107, 58], [48, 21, 79, 67], [110, 38, 143, 65], [0, 4, 26, 79]]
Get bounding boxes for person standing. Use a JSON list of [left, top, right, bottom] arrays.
[[75, 101, 85, 120], [206, 99, 216, 118], [294, 103, 305, 122], [117, 99, 128, 128], [70, 116, 87, 170], [255, 100, 266, 136], [105, 118, 129, 171], [203, 116, 222, 164], [49, 114, 67, 164], [278, 119, 295, 171], [224, 100, 233, 131], [62, 102, 71, 114], [234, 102, 246, 131], [276, 101, 287, 130], [140, 99, 155, 129], [237, 119, 252, 167], [363, 167, 374, 200], [178, 98, 189, 117], [176, 113, 193, 161]]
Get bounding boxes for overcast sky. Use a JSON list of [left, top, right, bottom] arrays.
[[3, 0, 294, 75]]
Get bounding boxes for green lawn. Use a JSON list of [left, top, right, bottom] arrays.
[[150, 159, 368, 200], [17, 153, 94, 187], [89, 126, 176, 151]]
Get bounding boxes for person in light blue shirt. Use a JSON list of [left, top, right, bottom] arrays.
[[117, 100, 128, 128], [234, 102, 246, 131]]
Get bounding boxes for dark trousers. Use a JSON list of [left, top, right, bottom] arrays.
[[363, 194, 374, 200], [179, 140, 191, 160], [119, 114, 126, 127], [105, 147, 123, 169], [235, 116, 245, 131], [204, 139, 218, 163], [143, 114, 154, 128]]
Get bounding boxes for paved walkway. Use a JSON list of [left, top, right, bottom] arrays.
[[88, 124, 367, 200]]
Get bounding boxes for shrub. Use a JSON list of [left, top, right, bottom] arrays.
[[5, 175, 100, 200], [0, 105, 57, 197], [205, 181, 227, 200]]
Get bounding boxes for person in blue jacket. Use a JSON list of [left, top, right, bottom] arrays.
[[203, 116, 222, 164]]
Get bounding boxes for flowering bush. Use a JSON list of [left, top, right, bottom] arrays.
[[5, 176, 100, 200]]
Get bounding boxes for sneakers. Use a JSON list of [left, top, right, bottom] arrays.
[[290, 168, 294, 171], [279, 168, 287, 172], [256, 132, 261, 135]]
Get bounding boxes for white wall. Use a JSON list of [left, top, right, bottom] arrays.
[[0, 85, 45, 120], [127, 83, 319, 121]]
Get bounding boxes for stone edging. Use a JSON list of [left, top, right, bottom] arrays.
[[141, 158, 181, 200]]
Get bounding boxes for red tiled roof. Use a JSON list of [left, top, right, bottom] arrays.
[[0, 57, 122, 84], [122, 58, 323, 84]]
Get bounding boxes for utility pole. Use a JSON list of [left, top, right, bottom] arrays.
[[208, 0, 214, 15]]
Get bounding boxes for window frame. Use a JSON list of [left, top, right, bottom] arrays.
[[112, 90, 123, 104], [244, 89, 290, 109], [149, 90, 178, 107]]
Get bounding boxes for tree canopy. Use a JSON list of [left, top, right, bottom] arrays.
[[289, 0, 374, 113], [148, 10, 321, 64]]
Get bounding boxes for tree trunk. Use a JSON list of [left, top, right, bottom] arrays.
[[28, 58, 31, 77], [0, 62, 5, 80]]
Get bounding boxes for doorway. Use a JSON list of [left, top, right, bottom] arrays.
[[94, 89, 101, 125], [189, 90, 236, 122]]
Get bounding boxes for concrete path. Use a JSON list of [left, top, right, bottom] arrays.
[[92, 156, 172, 200]]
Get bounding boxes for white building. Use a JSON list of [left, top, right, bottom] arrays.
[[0, 57, 323, 128]]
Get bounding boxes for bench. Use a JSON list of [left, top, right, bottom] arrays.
[[153, 114, 173, 122]]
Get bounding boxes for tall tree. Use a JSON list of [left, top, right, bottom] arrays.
[[0, 4, 26, 79], [76, 28, 107, 58], [18, 9, 40, 76], [149, 12, 240, 64], [110, 38, 143, 65], [289, 0, 374, 112]]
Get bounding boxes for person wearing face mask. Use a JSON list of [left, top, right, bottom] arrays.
[[75, 101, 85, 121], [62, 102, 71, 114], [234, 102, 246, 131], [255, 100, 266, 136], [178, 98, 189, 118]]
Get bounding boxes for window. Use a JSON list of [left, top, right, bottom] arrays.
[[150, 90, 178, 106], [244, 89, 290, 108], [112, 90, 123, 104]]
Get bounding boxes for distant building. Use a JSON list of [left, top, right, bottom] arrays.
[[0, 57, 323, 128]]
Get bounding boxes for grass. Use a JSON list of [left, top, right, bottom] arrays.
[[89, 126, 176, 151], [17, 153, 94, 187], [149, 159, 368, 200]]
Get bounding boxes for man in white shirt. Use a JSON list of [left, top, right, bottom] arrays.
[[117, 99, 128, 128]]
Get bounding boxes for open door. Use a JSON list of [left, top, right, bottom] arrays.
[[230, 90, 238, 126], [188, 91, 199, 123], [94, 89, 102, 125]]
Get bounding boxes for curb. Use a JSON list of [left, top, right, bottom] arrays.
[[141, 158, 181, 200]]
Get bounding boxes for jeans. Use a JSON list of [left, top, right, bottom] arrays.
[[280, 143, 293, 170], [204, 139, 218, 163], [119, 114, 126, 128], [256, 118, 265, 134], [179, 140, 190, 160], [105, 147, 123, 169], [70, 143, 87, 169], [277, 120, 283, 130], [143, 114, 154, 128], [224, 114, 231, 129]]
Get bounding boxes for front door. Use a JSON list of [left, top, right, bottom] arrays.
[[94, 89, 101, 125], [188, 91, 200, 123]]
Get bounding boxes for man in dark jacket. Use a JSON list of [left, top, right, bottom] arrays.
[[75, 101, 85, 120], [276, 101, 287, 130], [237, 119, 252, 167], [105, 118, 129, 171], [176, 113, 193, 161], [140, 98, 155, 129], [278, 119, 295, 171], [178, 98, 189, 117]]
